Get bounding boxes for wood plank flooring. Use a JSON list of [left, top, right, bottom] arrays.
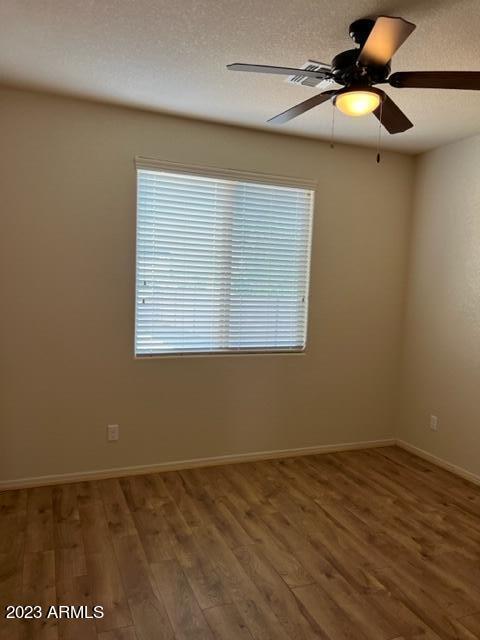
[[1, 446, 480, 639]]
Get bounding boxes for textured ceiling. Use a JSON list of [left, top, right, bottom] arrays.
[[1, 0, 480, 153]]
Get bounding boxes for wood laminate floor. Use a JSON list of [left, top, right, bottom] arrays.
[[2, 446, 480, 640]]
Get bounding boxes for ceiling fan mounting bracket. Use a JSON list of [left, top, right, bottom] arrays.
[[349, 19, 376, 46]]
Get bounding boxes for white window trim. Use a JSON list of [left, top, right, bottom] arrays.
[[133, 157, 316, 359]]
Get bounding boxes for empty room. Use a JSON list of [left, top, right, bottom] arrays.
[[1, 1, 480, 639]]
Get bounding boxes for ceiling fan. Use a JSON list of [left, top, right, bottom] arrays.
[[227, 16, 480, 134]]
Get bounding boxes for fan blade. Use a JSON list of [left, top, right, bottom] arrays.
[[268, 90, 337, 125], [358, 16, 416, 66], [373, 93, 413, 134], [389, 71, 480, 90], [227, 63, 331, 80]]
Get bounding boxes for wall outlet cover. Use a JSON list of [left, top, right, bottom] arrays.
[[107, 424, 119, 441]]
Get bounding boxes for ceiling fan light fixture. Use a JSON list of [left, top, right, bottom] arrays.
[[335, 89, 381, 117]]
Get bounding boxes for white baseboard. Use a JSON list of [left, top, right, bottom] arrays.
[[3, 438, 479, 491], [0, 438, 395, 491], [396, 439, 480, 487]]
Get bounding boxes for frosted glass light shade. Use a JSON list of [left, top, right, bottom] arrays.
[[335, 90, 381, 116]]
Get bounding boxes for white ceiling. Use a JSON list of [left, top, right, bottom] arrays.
[[1, 0, 480, 153]]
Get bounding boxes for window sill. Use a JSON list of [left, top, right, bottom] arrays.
[[134, 349, 307, 360]]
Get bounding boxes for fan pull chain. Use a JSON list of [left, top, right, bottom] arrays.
[[330, 101, 336, 149], [376, 100, 383, 163]]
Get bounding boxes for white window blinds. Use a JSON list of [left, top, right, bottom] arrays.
[[135, 159, 314, 356]]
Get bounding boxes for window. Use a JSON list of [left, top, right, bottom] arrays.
[[134, 158, 314, 356]]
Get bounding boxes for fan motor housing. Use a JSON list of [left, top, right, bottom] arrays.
[[331, 49, 391, 86]]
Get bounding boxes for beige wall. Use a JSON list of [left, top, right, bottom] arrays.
[[0, 87, 414, 483], [399, 135, 480, 476]]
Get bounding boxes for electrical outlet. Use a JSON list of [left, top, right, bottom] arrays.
[[107, 424, 119, 441], [429, 415, 438, 431]]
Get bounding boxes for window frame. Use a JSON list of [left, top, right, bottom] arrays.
[[133, 157, 316, 359]]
